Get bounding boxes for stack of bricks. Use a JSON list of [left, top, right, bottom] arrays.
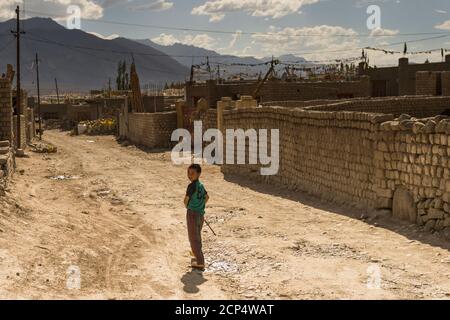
[[127, 111, 177, 148], [415, 71, 439, 96], [0, 78, 12, 143]]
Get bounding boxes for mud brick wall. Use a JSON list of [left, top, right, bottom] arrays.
[[442, 71, 450, 96], [0, 78, 12, 143], [199, 109, 217, 134], [416, 71, 439, 96], [221, 97, 450, 233], [221, 107, 383, 209], [127, 112, 177, 148], [306, 96, 450, 118], [260, 99, 348, 108], [186, 77, 371, 108]]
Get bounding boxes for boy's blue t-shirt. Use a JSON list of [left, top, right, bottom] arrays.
[[186, 180, 207, 215]]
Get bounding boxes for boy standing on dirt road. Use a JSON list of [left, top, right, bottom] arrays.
[[184, 164, 209, 270]]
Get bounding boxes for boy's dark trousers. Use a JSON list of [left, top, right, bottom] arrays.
[[187, 209, 205, 265]]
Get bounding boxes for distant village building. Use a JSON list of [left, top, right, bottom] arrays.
[[360, 55, 450, 97]]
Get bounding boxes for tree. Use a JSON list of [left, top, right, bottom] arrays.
[[116, 61, 122, 90]]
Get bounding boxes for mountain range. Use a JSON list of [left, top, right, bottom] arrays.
[[0, 17, 310, 94]]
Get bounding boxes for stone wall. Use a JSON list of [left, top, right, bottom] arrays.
[[126, 112, 177, 148], [220, 96, 450, 233], [374, 115, 450, 231]]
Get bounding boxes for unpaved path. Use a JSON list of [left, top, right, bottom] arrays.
[[1, 130, 450, 299]]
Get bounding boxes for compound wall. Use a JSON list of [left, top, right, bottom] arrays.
[[220, 96, 450, 232], [126, 112, 177, 149]]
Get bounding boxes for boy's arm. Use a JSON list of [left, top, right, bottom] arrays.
[[185, 182, 195, 208], [205, 194, 210, 204]]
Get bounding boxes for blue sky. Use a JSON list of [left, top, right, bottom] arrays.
[[2, 0, 450, 65]]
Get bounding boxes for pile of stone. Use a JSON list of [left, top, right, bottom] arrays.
[[78, 118, 117, 135]]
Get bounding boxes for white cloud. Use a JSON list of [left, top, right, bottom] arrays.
[[435, 20, 450, 30], [88, 31, 120, 40], [250, 25, 359, 58], [369, 27, 399, 37], [435, 9, 447, 14], [128, 0, 173, 12], [192, 0, 320, 22], [151, 33, 217, 49], [0, 0, 103, 21]]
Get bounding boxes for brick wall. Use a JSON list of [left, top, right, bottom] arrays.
[[442, 71, 450, 96], [0, 78, 12, 143], [126, 112, 177, 148], [220, 97, 450, 232], [221, 107, 381, 209], [416, 71, 440, 96], [186, 77, 371, 108]]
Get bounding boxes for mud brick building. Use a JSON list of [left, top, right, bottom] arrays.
[[185, 77, 371, 108], [361, 55, 450, 97]]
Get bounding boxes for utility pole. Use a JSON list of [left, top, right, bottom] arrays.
[[55, 78, 60, 104], [35, 53, 42, 140], [11, 5, 25, 150]]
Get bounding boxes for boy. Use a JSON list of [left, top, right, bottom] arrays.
[[184, 164, 209, 270]]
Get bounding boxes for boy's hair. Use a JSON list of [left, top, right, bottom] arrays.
[[188, 164, 202, 174]]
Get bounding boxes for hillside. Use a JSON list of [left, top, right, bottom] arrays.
[[0, 18, 189, 94]]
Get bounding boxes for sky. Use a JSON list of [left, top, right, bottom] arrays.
[[1, 0, 450, 65]]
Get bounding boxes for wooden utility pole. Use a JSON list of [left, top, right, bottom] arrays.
[[11, 5, 24, 149], [55, 78, 60, 104], [35, 53, 42, 140]]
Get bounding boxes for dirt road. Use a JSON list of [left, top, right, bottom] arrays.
[[1, 130, 450, 299]]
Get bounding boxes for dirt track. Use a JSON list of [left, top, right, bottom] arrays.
[[1, 130, 450, 299]]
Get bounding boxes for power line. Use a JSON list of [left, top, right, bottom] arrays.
[[22, 30, 450, 62], [22, 9, 450, 38], [23, 34, 189, 77], [24, 31, 222, 58]]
